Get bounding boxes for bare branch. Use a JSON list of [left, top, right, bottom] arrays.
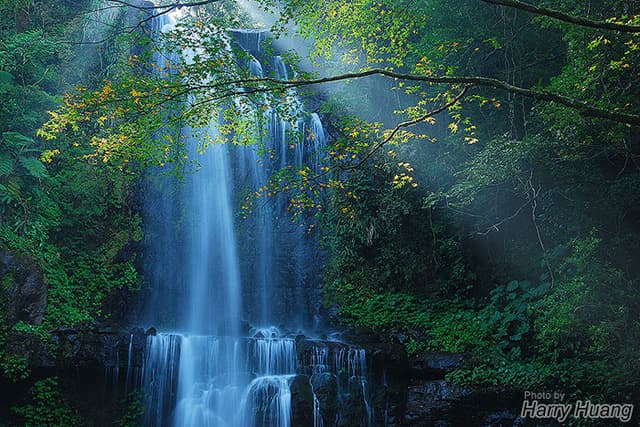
[[474, 200, 528, 236], [108, 0, 222, 26], [67, 0, 221, 45], [482, 0, 640, 33], [526, 171, 555, 286], [108, 0, 220, 10]]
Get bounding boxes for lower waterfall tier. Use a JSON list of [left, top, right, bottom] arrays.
[[136, 330, 374, 427]]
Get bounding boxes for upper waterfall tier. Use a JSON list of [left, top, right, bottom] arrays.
[[144, 25, 328, 332]]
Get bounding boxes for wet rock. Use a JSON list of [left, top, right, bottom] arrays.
[[402, 380, 524, 426], [366, 343, 408, 376], [124, 327, 147, 369], [228, 29, 269, 58], [290, 375, 314, 427], [240, 320, 252, 335], [310, 372, 337, 423], [408, 352, 464, 378], [4, 327, 150, 372], [404, 380, 473, 425], [1, 251, 47, 325]]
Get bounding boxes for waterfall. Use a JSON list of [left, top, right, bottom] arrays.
[[182, 126, 241, 336], [141, 12, 247, 426], [137, 11, 375, 427], [334, 347, 374, 427], [310, 346, 328, 427], [239, 375, 294, 427], [143, 334, 181, 427], [231, 32, 326, 330], [124, 333, 136, 395]]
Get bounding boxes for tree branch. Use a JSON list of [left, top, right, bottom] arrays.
[[474, 200, 528, 236], [67, 1, 221, 45], [82, 2, 638, 127], [185, 69, 640, 126], [109, 0, 222, 25], [107, 0, 220, 11], [302, 86, 470, 184], [345, 86, 471, 171], [526, 171, 555, 286], [481, 0, 640, 33]]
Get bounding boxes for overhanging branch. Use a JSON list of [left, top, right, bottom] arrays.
[[107, 0, 220, 11], [188, 69, 640, 126], [346, 86, 471, 171], [68, 0, 222, 45], [481, 0, 640, 33]]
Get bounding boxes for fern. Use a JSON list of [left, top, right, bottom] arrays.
[[0, 154, 14, 176], [18, 156, 48, 179], [0, 183, 13, 205], [3, 132, 33, 148], [5, 177, 21, 199]]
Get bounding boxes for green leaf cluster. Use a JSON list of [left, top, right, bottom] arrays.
[[12, 377, 80, 427]]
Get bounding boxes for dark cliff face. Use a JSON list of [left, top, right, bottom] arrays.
[[293, 338, 523, 426]]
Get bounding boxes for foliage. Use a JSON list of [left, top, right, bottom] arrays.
[[0, 131, 49, 211], [482, 280, 545, 351], [0, 349, 29, 382], [37, 9, 310, 172], [117, 391, 146, 427], [12, 377, 80, 427], [328, 281, 430, 334], [0, 0, 142, 392], [427, 309, 491, 353], [2, 0, 640, 419]]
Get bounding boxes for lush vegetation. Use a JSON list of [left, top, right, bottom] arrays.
[[297, 0, 640, 408], [1, 0, 640, 424], [0, 0, 143, 423]]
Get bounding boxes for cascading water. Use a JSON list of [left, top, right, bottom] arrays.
[[310, 346, 328, 427], [141, 12, 248, 426], [136, 11, 375, 427], [231, 31, 325, 331]]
